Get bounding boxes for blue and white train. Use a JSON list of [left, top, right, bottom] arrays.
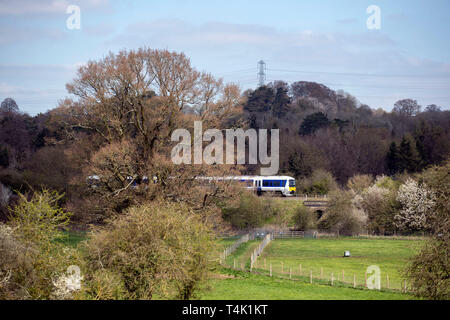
[[198, 176, 297, 197]]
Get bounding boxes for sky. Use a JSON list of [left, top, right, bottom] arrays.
[[0, 0, 449, 115]]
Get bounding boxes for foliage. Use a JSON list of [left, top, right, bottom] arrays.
[[222, 193, 277, 229], [298, 169, 338, 195], [81, 201, 215, 300], [394, 179, 436, 233], [0, 190, 81, 300], [359, 183, 399, 235], [404, 161, 450, 300], [293, 205, 316, 231], [318, 190, 367, 235], [299, 112, 330, 136], [346, 174, 374, 194], [405, 236, 449, 300]]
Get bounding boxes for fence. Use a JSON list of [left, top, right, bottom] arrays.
[[250, 262, 411, 293], [250, 233, 273, 270], [221, 233, 255, 261]]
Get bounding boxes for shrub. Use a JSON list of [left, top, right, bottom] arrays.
[[404, 161, 450, 300], [359, 184, 399, 235], [81, 201, 215, 300], [347, 174, 374, 194], [298, 169, 338, 195], [0, 190, 81, 300], [394, 178, 436, 233], [293, 205, 316, 231], [222, 193, 276, 229], [318, 190, 367, 236], [405, 236, 449, 300]]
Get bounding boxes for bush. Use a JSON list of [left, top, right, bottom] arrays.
[[298, 169, 338, 195], [359, 184, 399, 235], [81, 201, 215, 300], [0, 190, 81, 300], [405, 236, 449, 300], [404, 160, 450, 300], [293, 205, 316, 231], [347, 174, 374, 194], [318, 190, 367, 236], [222, 193, 277, 229], [394, 178, 436, 233]]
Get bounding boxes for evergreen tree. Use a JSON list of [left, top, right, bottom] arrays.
[[272, 87, 291, 118], [299, 112, 330, 135], [386, 142, 399, 175], [399, 134, 421, 173]]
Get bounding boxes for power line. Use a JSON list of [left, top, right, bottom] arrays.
[[267, 68, 450, 79]]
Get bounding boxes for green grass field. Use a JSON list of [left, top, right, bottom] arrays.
[[208, 237, 423, 299], [257, 238, 424, 290], [199, 269, 416, 300]]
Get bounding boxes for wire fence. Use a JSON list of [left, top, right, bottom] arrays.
[[251, 262, 410, 292], [220, 235, 412, 294], [221, 233, 255, 261], [250, 233, 273, 270]]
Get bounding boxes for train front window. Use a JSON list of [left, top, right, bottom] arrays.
[[289, 180, 296, 187]]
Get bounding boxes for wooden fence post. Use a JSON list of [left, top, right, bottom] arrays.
[[320, 267, 323, 279], [342, 270, 345, 283], [331, 273, 334, 286], [310, 270, 312, 284], [233, 259, 236, 269], [353, 275, 356, 288], [299, 264, 302, 276], [270, 264, 272, 277], [281, 262, 284, 274], [387, 274, 390, 289], [289, 268, 292, 280], [365, 272, 367, 288]]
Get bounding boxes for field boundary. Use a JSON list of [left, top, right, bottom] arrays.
[[220, 237, 413, 294]]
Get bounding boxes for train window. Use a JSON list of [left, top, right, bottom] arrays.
[[289, 180, 296, 187]]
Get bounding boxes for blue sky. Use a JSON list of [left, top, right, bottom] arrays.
[[1, 0, 449, 115]]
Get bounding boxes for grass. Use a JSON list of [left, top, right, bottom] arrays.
[[200, 269, 416, 300], [58, 230, 87, 247], [258, 238, 424, 290]]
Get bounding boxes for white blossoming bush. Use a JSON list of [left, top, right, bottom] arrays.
[[52, 265, 84, 300], [395, 179, 436, 232]]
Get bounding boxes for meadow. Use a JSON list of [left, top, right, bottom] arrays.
[[208, 236, 424, 299]]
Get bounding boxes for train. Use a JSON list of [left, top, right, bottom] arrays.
[[87, 175, 297, 197], [197, 176, 297, 197]]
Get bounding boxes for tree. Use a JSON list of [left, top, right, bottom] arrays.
[[398, 134, 420, 173], [394, 179, 436, 233], [425, 104, 442, 113], [1, 190, 80, 300], [244, 86, 275, 114], [293, 205, 315, 231], [404, 161, 449, 300], [386, 142, 400, 175], [0, 98, 19, 114], [272, 86, 291, 118], [318, 190, 367, 236], [299, 112, 330, 135], [81, 201, 215, 300], [392, 99, 421, 117]]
